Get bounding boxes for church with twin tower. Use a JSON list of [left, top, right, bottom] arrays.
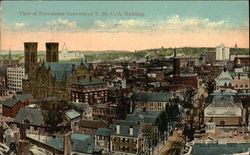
[[22, 42, 90, 100]]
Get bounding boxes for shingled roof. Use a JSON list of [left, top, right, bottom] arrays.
[[15, 94, 34, 101], [39, 62, 89, 82], [13, 108, 44, 126], [45, 134, 102, 154], [0, 99, 19, 108], [111, 124, 141, 138], [131, 92, 173, 102]]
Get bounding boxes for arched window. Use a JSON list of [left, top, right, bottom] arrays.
[[235, 85, 238, 88], [224, 82, 227, 86], [245, 85, 248, 88]]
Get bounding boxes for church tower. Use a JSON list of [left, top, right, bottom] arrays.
[[46, 42, 59, 62], [24, 42, 38, 77]]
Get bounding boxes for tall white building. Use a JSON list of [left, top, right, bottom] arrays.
[[216, 44, 230, 60], [7, 66, 25, 92]]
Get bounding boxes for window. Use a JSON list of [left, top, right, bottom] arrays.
[[24, 119, 30, 130], [121, 138, 125, 142], [34, 126, 38, 130], [134, 139, 137, 144]]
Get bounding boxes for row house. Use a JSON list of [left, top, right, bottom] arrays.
[[110, 124, 143, 154]]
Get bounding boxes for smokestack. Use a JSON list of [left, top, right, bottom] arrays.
[[116, 124, 120, 134], [129, 126, 133, 136]]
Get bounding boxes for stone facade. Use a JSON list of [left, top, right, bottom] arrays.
[[22, 42, 90, 100]]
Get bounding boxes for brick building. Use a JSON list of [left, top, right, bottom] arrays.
[[70, 76, 108, 104], [204, 95, 243, 126], [0, 99, 25, 118], [110, 124, 143, 154]]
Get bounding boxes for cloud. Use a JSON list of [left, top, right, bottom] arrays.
[[90, 15, 234, 33], [46, 18, 77, 31], [14, 23, 25, 28]]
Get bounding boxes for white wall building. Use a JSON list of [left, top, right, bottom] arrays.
[[216, 44, 230, 60], [7, 66, 25, 92]]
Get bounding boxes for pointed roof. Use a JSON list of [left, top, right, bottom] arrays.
[[38, 62, 89, 82], [218, 70, 232, 80]]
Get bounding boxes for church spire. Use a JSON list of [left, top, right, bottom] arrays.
[[8, 48, 12, 66]]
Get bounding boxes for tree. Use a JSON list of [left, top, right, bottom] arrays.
[[167, 141, 184, 155], [41, 99, 73, 134], [155, 110, 168, 142], [155, 98, 181, 142], [142, 124, 158, 155]]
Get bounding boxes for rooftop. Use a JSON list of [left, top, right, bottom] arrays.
[[15, 94, 34, 101], [72, 76, 106, 87], [191, 144, 250, 155], [131, 92, 173, 102], [39, 62, 89, 82], [0, 99, 19, 108], [111, 124, 141, 138], [65, 109, 81, 120], [79, 120, 108, 129], [96, 128, 112, 136], [13, 108, 44, 126], [45, 134, 102, 154]]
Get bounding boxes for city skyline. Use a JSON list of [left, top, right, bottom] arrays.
[[1, 1, 249, 51]]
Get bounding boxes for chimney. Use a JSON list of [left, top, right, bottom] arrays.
[[129, 126, 133, 136], [64, 132, 72, 155], [116, 124, 120, 134]]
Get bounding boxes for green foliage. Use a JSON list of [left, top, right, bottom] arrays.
[[41, 100, 73, 128], [230, 48, 249, 55]]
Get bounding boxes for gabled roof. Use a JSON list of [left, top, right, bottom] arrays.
[[131, 92, 173, 102], [0, 99, 19, 108], [65, 109, 81, 120], [15, 94, 34, 101], [45, 134, 102, 153], [13, 108, 44, 126], [39, 62, 89, 82], [218, 70, 232, 80]]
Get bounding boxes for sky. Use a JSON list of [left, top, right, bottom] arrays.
[[0, 1, 249, 51]]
